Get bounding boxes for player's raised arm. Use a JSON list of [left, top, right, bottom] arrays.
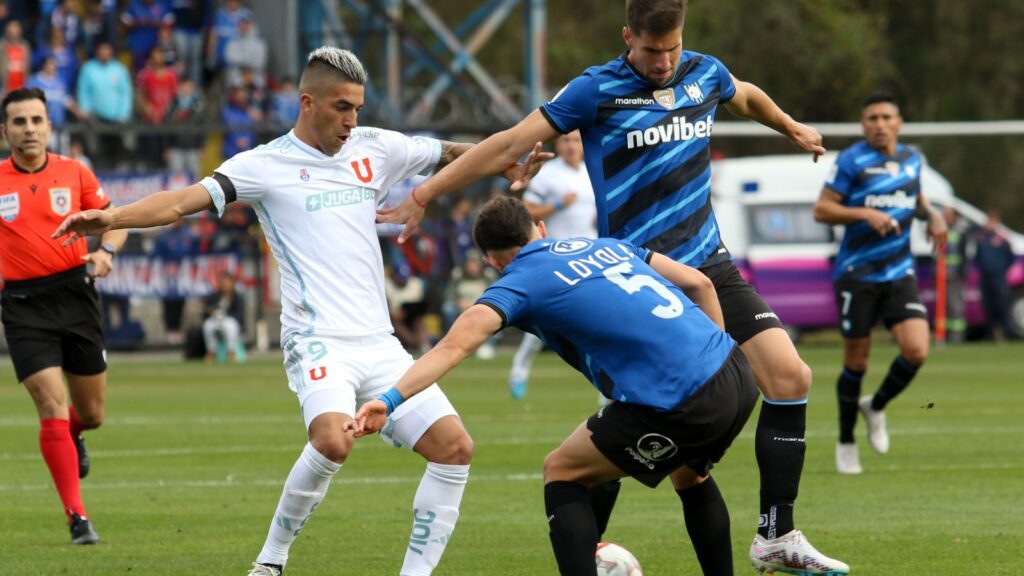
[[724, 76, 825, 162], [377, 109, 559, 243], [648, 253, 725, 330], [348, 304, 504, 437], [53, 183, 215, 244]]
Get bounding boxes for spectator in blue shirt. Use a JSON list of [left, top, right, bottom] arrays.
[[76, 42, 132, 168], [207, 0, 251, 72], [122, 0, 175, 72], [48, 0, 82, 49], [26, 56, 80, 130], [33, 26, 80, 91], [975, 210, 1019, 341], [270, 76, 300, 127], [221, 84, 255, 159], [76, 42, 131, 122]]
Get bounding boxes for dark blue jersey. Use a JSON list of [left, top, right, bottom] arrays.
[[477, 237, 736, 411], [540, 50, 736, 269], [826, 141, 922, 282]]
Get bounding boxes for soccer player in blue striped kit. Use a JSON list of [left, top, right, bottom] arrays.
[[354, 195, 760, 575], [813, 91, 947, 474], [379, 0, 847, 573]]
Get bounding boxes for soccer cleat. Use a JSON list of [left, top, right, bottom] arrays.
[[73, 435, 90, 479], [858, 395, 889, 454], [247, 563, 283, 576], [69, 514, 99, 545], [750, 530, 850, 575], [508, 367, 529, 400], [835, 442, 862, 474]]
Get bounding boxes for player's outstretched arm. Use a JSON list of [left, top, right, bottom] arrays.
[[347, 304, 503, 437], [724, 76, 826, 162], [648, 253, 725, 330], [377, 109, 559, 243], [54, 183, 215, 245]]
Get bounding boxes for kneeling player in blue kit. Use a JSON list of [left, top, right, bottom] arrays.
[[349, 196, 760, 576]]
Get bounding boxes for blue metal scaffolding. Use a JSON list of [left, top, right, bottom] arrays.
[[301, 0, 546, 132]]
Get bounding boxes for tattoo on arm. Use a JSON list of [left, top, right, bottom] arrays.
[[437, 141, 474, 170]]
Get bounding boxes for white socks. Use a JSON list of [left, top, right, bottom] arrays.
[[511, 333, 544, 376], [256, 443, 341, 567], [400, 462, 470, 576]]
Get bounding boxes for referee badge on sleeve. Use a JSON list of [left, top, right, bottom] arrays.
[[0, 193, 18, 222], [50, 188, 72, 216]]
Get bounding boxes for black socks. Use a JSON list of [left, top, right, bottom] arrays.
[[837, 367, 864, 444], [755, 401, 806, 539], [545, 481, 598, 576], [677, 476, 732, 576]]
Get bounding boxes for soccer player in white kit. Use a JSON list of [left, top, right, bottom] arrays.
[[508, 131, 597, 399], [54, 47, 543, 576]]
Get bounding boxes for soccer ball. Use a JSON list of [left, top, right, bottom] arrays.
[[595, 542, 643, 576]]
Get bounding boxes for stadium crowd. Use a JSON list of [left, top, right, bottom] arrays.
[[0, 0, 502, 353], [0, 0, 298, 171]]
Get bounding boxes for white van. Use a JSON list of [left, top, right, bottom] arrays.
[[709, 153, 1024, 340]]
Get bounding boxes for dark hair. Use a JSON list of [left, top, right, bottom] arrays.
[[863, 91, 898, 109], [1, 87, 47, 123], [626, 0, 686, 36], [472, 196, 535, 254]]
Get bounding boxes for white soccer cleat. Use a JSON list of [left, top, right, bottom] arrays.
[[835, 443, 862, 475], [750, 530, 850, 575], [858, 395, 889, 454], [247, 563, 282, 576]]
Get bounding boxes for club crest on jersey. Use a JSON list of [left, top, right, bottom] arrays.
[[49, 188, 71, 216], [299, 168, 310, 182], [351, 158, 373, 183], [653, 88, 676, 110], [0, 193, 19, 222], [549, 238, 593, 256], [684, 82, 705, 104], [885, 161, 901, 177]]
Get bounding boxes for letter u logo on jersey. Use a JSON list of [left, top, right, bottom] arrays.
[[309, 366, 327, 381], [351, 158, 373, 183]]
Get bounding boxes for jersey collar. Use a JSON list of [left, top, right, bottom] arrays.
[[503, 240, 551, 275], [10, 152, 50, 174], [286, 129, 338, 160]]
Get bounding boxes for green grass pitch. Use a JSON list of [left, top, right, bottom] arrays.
[[1, 341, 1022, 575]]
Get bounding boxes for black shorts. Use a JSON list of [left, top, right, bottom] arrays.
[[586, 347, 758, 488], [833, 276, 927, 338], [701, 261, 784, 344], [1, 266, 107, 382]]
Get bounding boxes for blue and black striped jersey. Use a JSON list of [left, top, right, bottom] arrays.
[[478, 237, 735, 411], [825, 141, 923, 282], [540, 50, 736, 268]]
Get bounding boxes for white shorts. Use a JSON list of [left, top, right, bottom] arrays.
[[284, 332, 457, 449]]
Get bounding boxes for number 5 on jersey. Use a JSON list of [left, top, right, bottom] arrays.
[[602, 261, 683, 319]]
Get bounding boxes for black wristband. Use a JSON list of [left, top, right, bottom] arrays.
[[100, 242, 117, 257]]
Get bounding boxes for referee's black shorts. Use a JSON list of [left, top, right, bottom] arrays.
[[1, 266, 107, 382], [586, 347, 759, 488]]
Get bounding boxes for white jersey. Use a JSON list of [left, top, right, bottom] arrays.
[[201, 128, 441, 339], [523, 157, 597, 239]]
